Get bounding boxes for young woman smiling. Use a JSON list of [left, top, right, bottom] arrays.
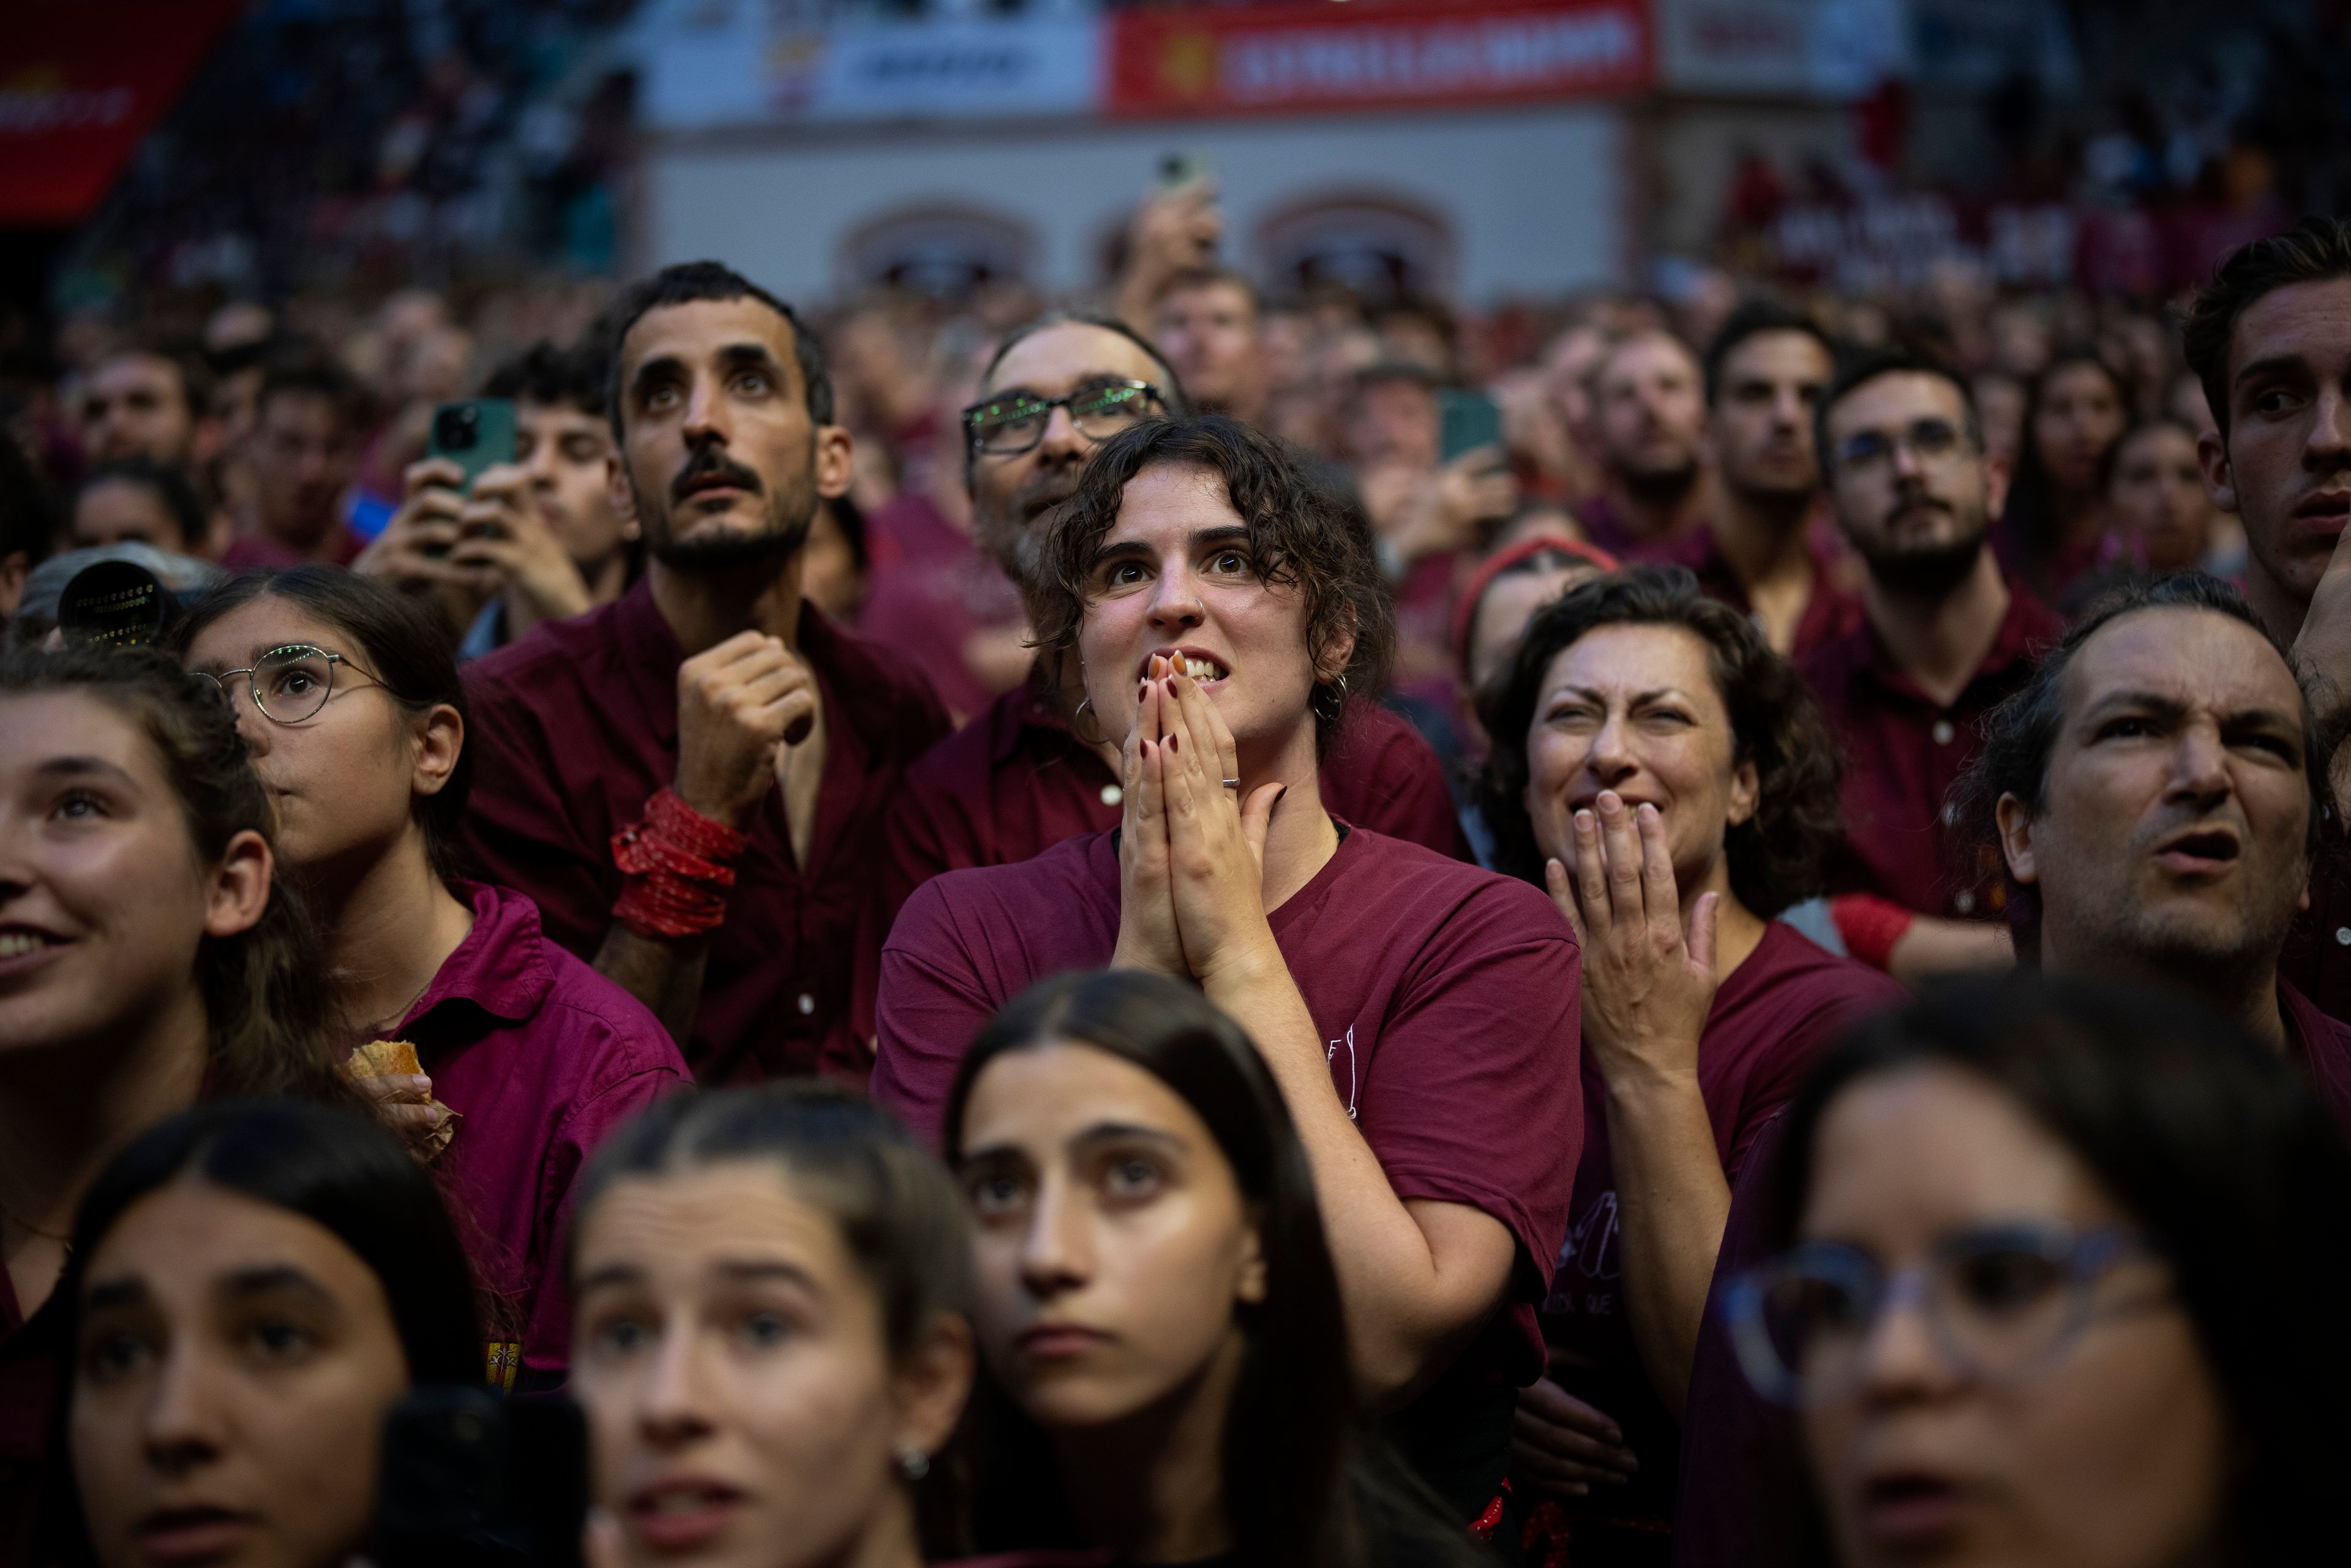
[[0, 643, 358, 1559], [1477, 567, 1900, 1564], [174, 568, 690, 1388], [567, 1082, 975, 1568], [945, 968, 1485, 1568], [874, 414, 1583, 1522], [56, 1098, 481, 1568]]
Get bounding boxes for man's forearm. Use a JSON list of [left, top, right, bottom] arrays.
[[594, 923, 711, 1049], [1601, 1071, 1731, 1418]]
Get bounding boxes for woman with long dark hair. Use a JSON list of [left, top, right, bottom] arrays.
[[0, 642, 361, 1556], [1477, 566, 1900, 1565], [173, 566, 690, 1389], [1994, 350, 2131, 604], [945, 968, 1484, 1568], [568, 1082, 975, 1568], [872, 414, 1582, 1523], [55, 1098, 481, 1568], [1720, 973, 2351, 1568]]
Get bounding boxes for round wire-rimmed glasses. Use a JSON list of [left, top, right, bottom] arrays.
[[1720, 1223, 2164, 1408], [197, 643, 373, 725]]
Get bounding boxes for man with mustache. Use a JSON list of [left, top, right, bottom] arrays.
[[458, 261, 947, 1081], [868, 317, 1469, 970], [1972, 571, 2351, 1105], [1797, 350, 2063, 980], [2180, 218, 2351, 1022]]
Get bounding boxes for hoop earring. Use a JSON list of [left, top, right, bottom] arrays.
[[1311, 670, 1350, 724]]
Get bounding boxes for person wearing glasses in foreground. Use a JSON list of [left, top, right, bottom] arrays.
[[53, 1100, 482, 1568], [568, 1083, 974, 1568], [872, 317, 1466, 1001], [874, 413, 1583, 1524], [176, 568, 691, 1390], [1475, 567, 1901, 1564], [1798, 351, 2061, 983], [0, 643, 366, 1559], [1718, 975, 2350, 1568], [942, 968, 1488, 1567]]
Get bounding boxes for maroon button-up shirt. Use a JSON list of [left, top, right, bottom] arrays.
[[460, 578, 949, 1082], [855, 493, 1026, 724], [1798, 576, 2064, 917], [1636, 521, 1862, 662], [0, 1269, 64, 1564], [382, 881, 691, 1380], [876, 662, 1472, 943]]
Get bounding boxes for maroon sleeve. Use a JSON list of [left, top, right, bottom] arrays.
[[1360, 880, 1582, 1296], [457, 669, 614, 959], [869, 878, 1007, 1148], [1722, 967, 1905, 1178]]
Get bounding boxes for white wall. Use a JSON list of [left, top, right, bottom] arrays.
[[639, 104, 1629, 306]]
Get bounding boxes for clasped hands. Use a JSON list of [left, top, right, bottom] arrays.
[[1109, 656, 1286, 986], [1545, 789, 1719, 1088]]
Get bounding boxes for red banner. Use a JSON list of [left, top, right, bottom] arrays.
[[1108, 0, 1650, 120], [1, 1, 246, 225]]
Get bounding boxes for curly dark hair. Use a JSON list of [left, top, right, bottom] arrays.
[[2182, 216, 2351, 441], [1475, 565, 1842, 916], [1028, 413, 1395, 746], [1954, 570, 2331, 965]]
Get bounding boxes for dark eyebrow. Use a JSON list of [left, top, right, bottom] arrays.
[[36, 756, 140, 787], [1070, 1122, 1188, 1155], [712, 1258, 819, 1289], [2079, 690, 2191, 727], [576, 1262, 646, 1294], [2233, 353, 2313, 389], [1191, 525, 1250, 550], [628, 353, 684, 401], [82, 1278, 152, 1313], [716, 342, 784, 374], [1550, 684, 1690, 708], [219, 1265, 337, 1309]]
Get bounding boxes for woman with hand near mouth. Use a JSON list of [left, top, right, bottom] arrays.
[[56, 1098, 481, 1568], [0, 643, 363, 1559], [566, 1082, 974, 1568], [944, 968, 1487, 1568], [874, 414, 1583, 1524], [173, 568, 690, 1391], [1475, 566, 1900, 1564], [1722, 975, 2349, 1568]]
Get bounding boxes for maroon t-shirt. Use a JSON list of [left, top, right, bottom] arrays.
[[382, 882, 691, 1382], [877, 664, 1472, 944], [1543, 924, 1901, 1537], [0, 1268, 64, 1564], [855, 493, 1026, 723], [871, 823, 1581, 1508], [459, 578, 950, 1082], [1798, 576, 2063, 917], [1633, 523, 1862, 662]]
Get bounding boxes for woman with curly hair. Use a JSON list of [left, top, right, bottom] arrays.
[[1477, 565, 1902, 1566]]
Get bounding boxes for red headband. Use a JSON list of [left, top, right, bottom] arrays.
[[1451, 533, 1621, 676]]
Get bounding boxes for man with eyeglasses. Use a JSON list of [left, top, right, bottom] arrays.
[[1797, 350, 2063, 981], [861, 315, 1468, 1049], [457, 261, 948, 1083]]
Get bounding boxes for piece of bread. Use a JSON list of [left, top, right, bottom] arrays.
[[347, 1038, 424, 1078]]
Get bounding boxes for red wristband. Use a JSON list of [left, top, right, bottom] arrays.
[[612, 789, 745, 939], [1831, 893, 1916, 972]]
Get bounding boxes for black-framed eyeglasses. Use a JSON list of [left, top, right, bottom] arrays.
[[962, 380, 1164, 456], [1720, 1223, 2165, 1408], [1833, 416, 1968, 474], [197, 644, 376, 726]]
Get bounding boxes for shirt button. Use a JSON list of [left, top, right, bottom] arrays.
[[1100, 784, 1123, 806], [1931, 719, 1955, 745], [2336, 927, 2351, 947], [1954, 890, 1977, 914], [797, 993, 815, 1015]]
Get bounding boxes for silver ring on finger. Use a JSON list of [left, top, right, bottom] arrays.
[[1221, 777, 1241, 789]]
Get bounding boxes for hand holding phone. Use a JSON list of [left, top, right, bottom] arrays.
[[429, 399, 520, 494]]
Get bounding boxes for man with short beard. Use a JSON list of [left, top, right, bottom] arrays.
[[1799, 350, 2062, 979], [1974, 571, 2351, 1121], [1650, 302, 1855, 658], [1575, 329, 1711, 554], [868, 315, 1468, 1005], [459, 262, 947, 1081]]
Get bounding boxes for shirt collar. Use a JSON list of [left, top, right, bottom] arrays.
[[1850, 571, 2057, 708], [609, 576, 880, 752], [392, 882, 552, 1033]]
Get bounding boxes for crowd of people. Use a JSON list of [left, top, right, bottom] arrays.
[[6, 187, 2351, 1568]]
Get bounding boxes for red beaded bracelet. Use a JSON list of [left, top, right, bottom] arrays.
[[612, 789, 746, 940], [1831, 892, 1917, 972]]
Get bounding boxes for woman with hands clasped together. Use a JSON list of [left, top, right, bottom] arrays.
[[1477, 565, 1900, 1565], [874, 414, 1583, 1525]]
